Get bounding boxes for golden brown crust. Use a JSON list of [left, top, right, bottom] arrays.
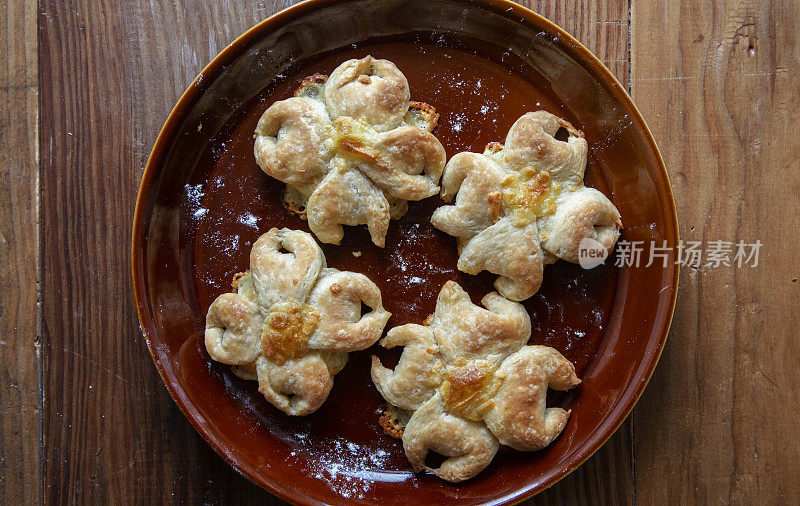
[[484, 141, 504, 155], [371, 324, 441, 410], [402, 393, 499, 482], [249, 228, 325, 308], [431, 111, 622, 301], [359, 126, 445, 200], [256, 354, 333, 416], [295, 74, 328, 98], [305, 166, 391, 247], [325, 56, 410, 131], [484, 346, 580, 451], [254, 56, 446, 248], [429, 281, 530, 364], [253, 97, 333, 187], [487, 191, 502, 222], [204, 227, 391, 416], [431, 152, 506, 239], [306, 270, 391, 352], [457, 219, 545, 301], [406, 101, 440, 132], [439, 360, 502, 421], [205, 293, 263, 365], [371, 280, 578, 482], [378, 403, 411, 439], [231, 271, 247, 291], [260, 300, 320, 365]]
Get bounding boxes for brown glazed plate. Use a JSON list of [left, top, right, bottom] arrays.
[[131, 0, 678, 504]]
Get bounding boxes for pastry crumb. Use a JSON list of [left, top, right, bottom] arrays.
[[377, 404, 410, 439], [231, 272, 246, 291], [484, 141, 504, 155]]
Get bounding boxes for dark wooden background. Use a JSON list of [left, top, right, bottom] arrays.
[[2, 0, 799, 503]]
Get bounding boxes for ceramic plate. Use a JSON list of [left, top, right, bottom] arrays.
[[132, 0, 678, 503]]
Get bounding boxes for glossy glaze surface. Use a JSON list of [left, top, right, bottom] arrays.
[[132, 1, 678, 504]]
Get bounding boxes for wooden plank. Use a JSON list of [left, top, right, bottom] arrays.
[[39, 0, 632, 503], [38, 0, 282, 503], [0, 0, 40, 504], [531, 0, 630, 89], [631, 0, 800, 503]]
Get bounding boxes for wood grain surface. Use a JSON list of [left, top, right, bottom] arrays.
[[1, 0, 795, 503], [631, 0, 800, 503], [0, 0, 40, 504]]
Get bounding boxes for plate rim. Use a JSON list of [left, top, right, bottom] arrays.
[[131, 0, 680, 503]]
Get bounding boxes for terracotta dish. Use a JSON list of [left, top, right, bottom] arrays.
[[132, 0, 678, 503]]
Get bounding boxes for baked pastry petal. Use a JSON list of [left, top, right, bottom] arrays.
[[256, 354, 334, 416], [429, 280, 531, 364], [204, 228, 391, 415], [503, 110, 588, 186], [319, 350, 349, 376], [371, 324, 441, 411], [253, 97, 333, 187], [431, 152, 506, 240], [483, 346, 580, 451], [457, 219, 545, 303], [371, 281, 578, 482], [431, 110, 622, 300], [205, 293, 263, 365], [249, 228, 325, 308], [324, 55, 410, 132], [354, 126, 446, 201], [306, 269, 391, 352], [537, 186, 622, 263], [306, 165, 391, 247], [254, 56, 445, 247], [402, 393, 500, 482]]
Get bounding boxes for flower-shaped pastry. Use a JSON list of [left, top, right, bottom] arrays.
[[431, 111, 623, 301], [371, 281, 580, 482], [254, 56, 447, 247], [205, 227, 391, 415]]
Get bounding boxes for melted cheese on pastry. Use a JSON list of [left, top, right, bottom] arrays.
[[205, 227, 391, 415], [254, 56, 446, 247], [372, 281, 580, 482], [431, 111, 622, 300]]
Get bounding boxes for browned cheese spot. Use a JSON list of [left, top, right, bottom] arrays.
[[502, 168, 559, 226], [261, 300, 321, 365], [231, 271, 247, 291], [440, 360, 503, 421]]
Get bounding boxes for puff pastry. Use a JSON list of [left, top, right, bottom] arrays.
[[371, 281, 580, 482], [254, 56, 446, 247], [205, 227, 391, 415], [431, 111, 623, 300]]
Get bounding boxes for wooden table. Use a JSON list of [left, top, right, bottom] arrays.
[[3, 0, 798, 503]]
